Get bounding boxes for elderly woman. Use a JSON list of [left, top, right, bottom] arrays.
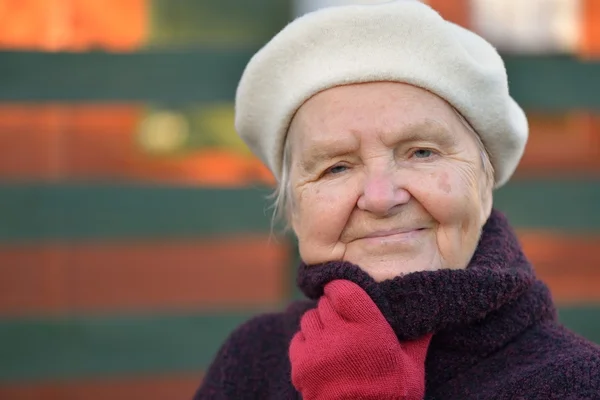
[[195, 1, 600, 399]]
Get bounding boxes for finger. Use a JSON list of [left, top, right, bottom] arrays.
[[316, 293, 340, 327], [299, 308, 323, 339], [324, 279, 384, 324], [288, 330, 306, 363]]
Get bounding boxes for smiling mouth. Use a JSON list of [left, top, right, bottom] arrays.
[[363, 227, 427, 239]]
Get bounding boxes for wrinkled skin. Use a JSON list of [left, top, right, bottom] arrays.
[[288, 82, 493, 282]]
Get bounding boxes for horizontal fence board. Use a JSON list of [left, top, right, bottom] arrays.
[[557, 306, 600, 345], [1, 104, 599, 182], [0, 312, 254, 382], [0, 307, 598, 382], [0, 102, 274, 185], [516, 112, 600, 176], [0, 184, 276, 242], [0, 0, 147, 53], [0, 231, 596, 316], [518, 231, 600, 305], [493, 179, 600, 232], [0, 50, 252, 103], [148, 0, 290, 49], [0, 373, 202, 400], [0, 50, 250, 103], [0, 0, 290, 52], [0, 181, 598, 242], [504, 55, 600, 110], [0, 237, 290, 316], [1, 52, 599, 108]]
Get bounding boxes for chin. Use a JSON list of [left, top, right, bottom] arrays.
[[360, 260, 438, 282]]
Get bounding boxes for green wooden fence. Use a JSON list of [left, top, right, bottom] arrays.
[[0, 0, 599, 393]]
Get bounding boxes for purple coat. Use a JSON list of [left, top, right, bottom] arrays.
[[195, 210, 600, 399]]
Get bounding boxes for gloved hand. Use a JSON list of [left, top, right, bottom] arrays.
[[289, 279, 432, 400]]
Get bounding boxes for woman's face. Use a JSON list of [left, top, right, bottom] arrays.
[[288, 82, 493, 282]]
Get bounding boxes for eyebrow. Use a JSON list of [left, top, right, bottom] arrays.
[[299, 142, 354, 173], [393, 119, 458, 148]]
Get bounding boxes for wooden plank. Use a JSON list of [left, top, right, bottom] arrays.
[[493, 179, 600, 232], [0, 313, 253, 382], [426, 0, 471, 29], [0, 104, 274, 184], [557, 306, 600, 345], [1, 51, 600, 109], [0, 374, 201, 400], [0, 184, 277, 242], [580, 0, 600, 59], [0, 0, 291, 51], [518, 231, 600, 305], [149, 0, 290, 48], [516, 112, 600, 176], [0, 0, 147, 52], [0, 232, 594, 315], [0, 104, 143, 181], [0, 237, 290, 316], [0, 307, 597, 382], [503, 55, 600, 110], [0, 50, 253, 102], [4, 104, 600, 182]]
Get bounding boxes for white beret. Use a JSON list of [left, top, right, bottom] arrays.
[[234, 0, 529, 188]]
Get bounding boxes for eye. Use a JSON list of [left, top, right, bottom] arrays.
[[412, 149, 435, 159], [324, 164, 348, 175]]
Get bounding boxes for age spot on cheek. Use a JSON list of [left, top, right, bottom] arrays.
[[437, 172, 452, 194]]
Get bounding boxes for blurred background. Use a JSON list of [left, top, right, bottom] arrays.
[[0, 0, 598, 398]]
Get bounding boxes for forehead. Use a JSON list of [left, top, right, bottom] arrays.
[[288, 82, 466, 149]]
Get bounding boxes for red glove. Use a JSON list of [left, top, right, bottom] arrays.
[[289, 279, 432, 400]]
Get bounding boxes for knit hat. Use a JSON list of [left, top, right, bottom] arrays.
[[234, 0, 529, 188]]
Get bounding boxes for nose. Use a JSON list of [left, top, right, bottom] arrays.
[[357, 168, 410, 216]]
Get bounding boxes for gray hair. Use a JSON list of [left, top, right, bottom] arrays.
[[269, 109, 495, 230], [269, 135, 294, 232]]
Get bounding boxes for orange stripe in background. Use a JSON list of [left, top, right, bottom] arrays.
[[425, 0, 472, 29], [0, 0, 147, 52], [1, 105, 599, 183], [0, 373, 201, 400], [0, 232, 598, 316], [0, 104, 275, 185], [0, 236, 290, 316], [518, 231, 600, 305], [581, 0, 600, 59], [0, 104, 142, 181], [516, 112, 600, 177]]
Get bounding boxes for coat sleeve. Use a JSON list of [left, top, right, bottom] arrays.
[[515, 353, 600, 399], [192, 313, 286, 400]]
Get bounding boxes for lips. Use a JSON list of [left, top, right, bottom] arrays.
[[363, 227, 426, 239]]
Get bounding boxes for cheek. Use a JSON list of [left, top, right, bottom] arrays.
[[411, 168, 483, 225], [293, 181, 358, 244]]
